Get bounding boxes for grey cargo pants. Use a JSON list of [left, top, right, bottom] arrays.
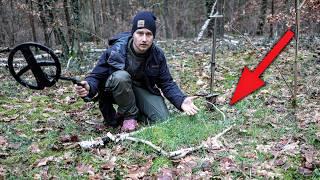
[[103, 70, 169, 124]]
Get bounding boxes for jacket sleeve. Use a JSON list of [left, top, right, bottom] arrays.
[[85, 50, 111, 98], [156, 52, 187, 111]]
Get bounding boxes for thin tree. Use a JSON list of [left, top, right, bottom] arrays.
[[293, 0, 300, 117], [257, 0, 267, 35], [38, 0, 50, 46]]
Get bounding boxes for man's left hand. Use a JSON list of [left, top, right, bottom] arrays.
[[181, 96, 199, 116]]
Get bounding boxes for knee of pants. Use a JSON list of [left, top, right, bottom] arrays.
[[111, 70, 131, 84], [148, 109, 169, 123]]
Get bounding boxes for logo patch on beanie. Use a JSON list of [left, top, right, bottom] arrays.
[[137, 20, 145, 28]]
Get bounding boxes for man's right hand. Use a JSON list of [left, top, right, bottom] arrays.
[[74, 81, 90, 97]]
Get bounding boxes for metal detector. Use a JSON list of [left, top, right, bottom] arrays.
[[1, 42, 91, 102]]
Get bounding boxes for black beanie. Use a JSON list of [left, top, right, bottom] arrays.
[[131, 11, 157, 37]]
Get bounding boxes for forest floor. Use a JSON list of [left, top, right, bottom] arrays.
[[0, 36, 319, 179]]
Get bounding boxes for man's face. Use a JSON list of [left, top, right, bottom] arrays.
[[132, 28, 154, 54]]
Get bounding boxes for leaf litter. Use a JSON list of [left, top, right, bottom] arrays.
[[0, 36, 319, 178]]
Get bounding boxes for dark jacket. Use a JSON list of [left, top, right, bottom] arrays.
[[85, 32, 186, 110]]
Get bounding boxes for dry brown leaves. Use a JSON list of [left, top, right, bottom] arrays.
[[29, 143, 41, 153], [76, 163, 95, 175], [125, 159, 152, 179], [0, 136, 8, 148]]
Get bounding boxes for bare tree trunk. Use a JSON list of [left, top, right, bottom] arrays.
[[47, 0, 69, 59], [91, 0, 99, 43], [79, 0, 94, 41], [0, 0, 6, 44], [162, 0, 171, 38], [172, 0, 177, 38], [63, 0, 72, 44], [9, 0, 15, 46], [27, 0, 37, 42], [217, 0, 225, 37], [257, 0, 267, 35], [269, 0, 274, 39], [70, 0, 83, 59], [98, 0, 104, 37], [38, 0, 50, 46], [98, 0, 104, 24], [293, 0, 300, 113]]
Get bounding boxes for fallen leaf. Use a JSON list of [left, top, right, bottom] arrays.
[[1, 114, 19, 122], [196, 79, 205, 86], [282, 141, 300, 156], [59, 135, 79, 143], [126, 159, 152, 179], [201, 160, 211, 171], [315, 132, 320, 141], [220, 157, 237, 173], [176, 163, 192, 176], [65, 96, 76, 104], [113, 145, 126, 155], [89, 174, 103, 180], [156, 175, 172, 180], [256, 144, 272, 153], [0, 166, 5, 179], [298, 167, 313, 176], [0, 152, 9, 158], [274, 157, 287, 166], [0, 136, 8, 148], [256, 169, 282, 178], [101, 161, 115, 172], [204, 137, 223, 150], [8, 143, 20, 149], [157, 168, 175, 179], [194, 171, 213, 178], [76, 164, 95, 175], [33, 174, 41, 180], [33, 156, 55, 167], [244, 152, 257, 159], [63, 151, 74, 164], [29, 143, 41, 153], [32, 127, 53, 133], [216, 96, 226, 104], [305, 151, 314, 164]]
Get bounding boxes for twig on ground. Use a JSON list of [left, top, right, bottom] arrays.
[[78, 125, 234, 159], [206, 100, 226, 121], [78, 99, 232, 159]]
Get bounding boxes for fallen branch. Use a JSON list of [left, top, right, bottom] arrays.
[[206, 100, 226, 121], [78, 125, 233, 159]]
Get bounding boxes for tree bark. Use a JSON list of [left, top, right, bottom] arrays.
[[162, 0, 171, 38], [79, 0, 94, 41], [27, 0, 37, 42], [217, 0, 225, 37], [257, 0, 267, 35], [70, 0, 83, 59], [38, 0, 50, 46], [0, 0, 6, 44], [293, 0, 300, 111], [47, 0, 69, 59], [91, 0, 99, 43], [9, 0, 15, 46], [63, 0, 72, 44], [269, 0, 274, 39]]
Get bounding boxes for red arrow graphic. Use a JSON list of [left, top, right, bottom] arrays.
[[230, 29, 295, 105]]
